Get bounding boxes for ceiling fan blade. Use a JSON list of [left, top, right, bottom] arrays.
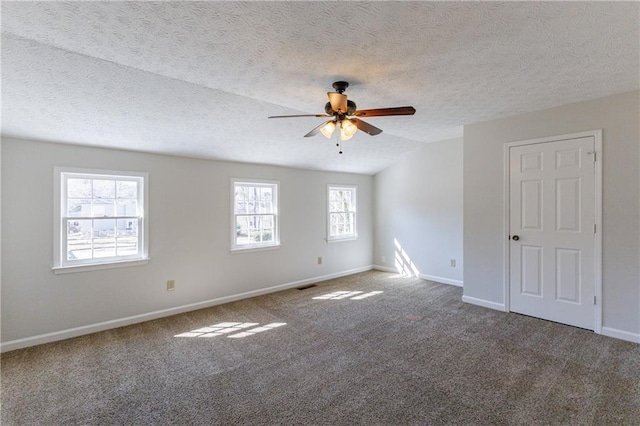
[[327, 92, 348, 113], [304, 120, 332, 137], [353, 106, 416, 117], [351, 118, 383, 136], [268, 114, 331, 119]]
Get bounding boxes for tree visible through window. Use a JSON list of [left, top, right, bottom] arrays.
[[55, 168, 147, 270], [328, 185, 357, 241], [232, 180, 279, 250]]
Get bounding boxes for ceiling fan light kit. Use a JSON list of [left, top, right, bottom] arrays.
[[340, 119, 357, 140], [269, 81, 416, 154], [320, 121, 336, 139]]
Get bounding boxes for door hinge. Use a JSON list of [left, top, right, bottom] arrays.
[[587, 151, 597, 162], [594, 296, 597, 305], [594, 224, 597, 234]]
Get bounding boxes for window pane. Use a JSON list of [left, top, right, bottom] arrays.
[[93, 199, 115, 217], [93, 179, 115, 199], [68, 199, 91, 217], [236, 216, 251, 246], [346, 212, 355, 233], [116, 237, 138, 256], [241, 186, 253, 201], [94, 219, 116, 238], [116, 180, 138, 199], [260, 188, 272, 213], [67, 219, 92, 260], [93, 238, 116, 258], [235, 200, 246, 214], [116, 200, 138, 216], [67, 178, 92, 198], [262, 215, 274, 229], [117, 218, 138, 237]]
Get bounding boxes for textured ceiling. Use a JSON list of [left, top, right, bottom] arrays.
[[2, 2, 638, 174]]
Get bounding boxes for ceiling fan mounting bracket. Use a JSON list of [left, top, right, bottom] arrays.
[[332, 81, 349, 94]]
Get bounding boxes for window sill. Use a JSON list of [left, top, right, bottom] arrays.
[[52, 258, 150, 274], [327, 236, 358, 243], [230, 244, 281, 254]]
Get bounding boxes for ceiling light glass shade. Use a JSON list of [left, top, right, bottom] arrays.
[[320, 121, 336, 139], [340, 119, 357, 140]]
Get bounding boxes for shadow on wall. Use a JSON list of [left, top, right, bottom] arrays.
[[394, 238, 419, 277]]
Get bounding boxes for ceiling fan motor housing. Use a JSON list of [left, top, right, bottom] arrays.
[[325, 100, 357, 115]]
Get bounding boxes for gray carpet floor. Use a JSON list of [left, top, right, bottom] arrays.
[[2, 271, 639, 425]]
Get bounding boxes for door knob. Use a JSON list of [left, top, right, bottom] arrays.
[[512, 235, 520, 241]]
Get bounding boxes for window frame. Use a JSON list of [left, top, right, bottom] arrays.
[[230, 179, 280, 252], [53, 167, 149, 274], [327, 184, 358, 242]]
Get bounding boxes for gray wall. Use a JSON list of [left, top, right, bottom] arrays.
[[463, 90, 639, 340], [1, 137, 373, 348], [374, 138, 463, 285]]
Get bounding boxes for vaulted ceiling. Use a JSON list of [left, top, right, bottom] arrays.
[[2, 2, 638, 174]]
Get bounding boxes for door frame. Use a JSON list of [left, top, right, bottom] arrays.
[[502, 130, 603, 333]]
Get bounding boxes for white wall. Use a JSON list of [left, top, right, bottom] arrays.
[[463, 90, 640, 341], [373, 138, 463, 286], [1, 137, 373, 349]]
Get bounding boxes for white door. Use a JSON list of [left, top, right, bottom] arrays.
[[509, 136, 596, 330]]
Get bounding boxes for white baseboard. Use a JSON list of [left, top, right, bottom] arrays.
[[372, 264, 398, 273], [461, 295, 507, 312], [372, 267, 464, 288], [601, 327, 640, 344], [420, 274, 463, 287], [0, 266, 373, 353]]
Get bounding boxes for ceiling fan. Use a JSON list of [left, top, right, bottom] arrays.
[[268, 81, 416, 153]]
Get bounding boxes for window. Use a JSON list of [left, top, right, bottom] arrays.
[[328, 185, 357, 241], [53, 168, 148, 272], [232, 180, 279, 250]]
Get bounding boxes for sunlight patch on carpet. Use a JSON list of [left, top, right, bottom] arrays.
[[313, 290, 383, 300], [175, 322, 286, 338]]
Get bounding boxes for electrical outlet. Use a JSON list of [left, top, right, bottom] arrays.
[[317, 256, 323, 265], [167, 280, 175, 291], [450, 259, 456, 267], [381, 256, 386, 263]]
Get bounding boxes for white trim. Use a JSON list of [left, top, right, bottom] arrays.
[[420, 274, 463, 287], [327, 184, 358, 242], [502, 130, 603, 333], [230, 178, 280, 251], [230, 245, 281, 254], [373, 264, 400, 273], [462, 295, 507, 312], [0, 265, 373, 353], [601, 327, 640, 344], [593, 131, 603, 334], [502, 143, 511, 313], [53, 258, 150, 274], [53, 167, 149, 270], [371, 267, 464, 287]]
